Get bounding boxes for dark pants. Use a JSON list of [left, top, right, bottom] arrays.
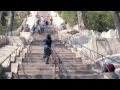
[[41, 27, 44, 33], [43, 55, 50, 64], [44, 46, 52, 64]]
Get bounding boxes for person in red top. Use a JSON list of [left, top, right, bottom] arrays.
[[104, 63, 119, 79]]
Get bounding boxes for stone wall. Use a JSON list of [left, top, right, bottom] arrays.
[[0, 35, 7, 47], [57, 27, 120, 64], [6, 36, 26, 46]]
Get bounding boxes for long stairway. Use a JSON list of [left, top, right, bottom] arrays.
[[13, 26, 102, 79]]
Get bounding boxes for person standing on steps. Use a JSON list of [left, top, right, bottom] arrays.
[[36, 17, 41, 34], [40, 16, 45, 33], [50, 17, 53, 25], [32, 25, 36, 35], [45, 18, 49, 33], [43, 34, 53, 64]]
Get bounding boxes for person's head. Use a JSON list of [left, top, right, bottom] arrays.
[[104, 63, 115, 72], [47, 34, 51, 40]]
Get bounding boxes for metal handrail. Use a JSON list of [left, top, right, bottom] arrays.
[[60, 37, 117, 78], [81, 45, 114, 61], [52, 47, 68, 79], [0, 44, 22, 65], [0, 34, 33, 66], [80, 44, 117, 79]]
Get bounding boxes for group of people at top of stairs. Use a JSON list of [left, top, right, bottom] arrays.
[[32, 15, 53, 34], [22, 14, 53, 34]]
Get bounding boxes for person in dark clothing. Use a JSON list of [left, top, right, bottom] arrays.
[[45, 19, 49, 32], [32, 25, 36, 35], [50, 17, 53, 25], [43, 34, 53, 64]]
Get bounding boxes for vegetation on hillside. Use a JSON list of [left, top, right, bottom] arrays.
[[82, 11, 115, 32], [58, 11, 78, 27], [58, 11, 116, 32], [0, 11, 29, 35]]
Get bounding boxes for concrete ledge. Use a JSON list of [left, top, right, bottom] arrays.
[[11, 63, 18, 74], [16, 50, 20, 57], [16, 57, 22, 65], [1, 58, 11, 68], [11, 53, 16, 62]]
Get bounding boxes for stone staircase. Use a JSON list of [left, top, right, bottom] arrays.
[[12, 25, 103, 79], [53, 44, 102, 79], [13, 44, 56, 79]]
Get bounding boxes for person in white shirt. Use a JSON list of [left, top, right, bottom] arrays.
[[40, 16, 45, 33]]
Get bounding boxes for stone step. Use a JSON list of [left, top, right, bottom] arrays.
[[60, 64, 91, 70], [61, 70, 97, 74], [19, 66, 55, 71], [59, 73, 102, 79], [27, 53, 44, 56], [20, 63, 54, 67], [22, 60, 45, 63], [53, 50, 71, 52], [56, 54, 75, 57], [18, 70, 55, 75], [24, 57, 44, 59], [61, 62, 82, 65], [16, 74, 55, 79], [62, 60, 82, 63]]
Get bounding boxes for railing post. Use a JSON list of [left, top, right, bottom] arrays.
[[101, 55, 104, 72], [10, 54, 12, 72], [55, 58, 56, 79]]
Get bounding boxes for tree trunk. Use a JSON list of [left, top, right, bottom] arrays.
[[6, 11, 14, 36], [77, 11, 85, 32], [111, 11, 120, 38], [0, 11, 2, 31]]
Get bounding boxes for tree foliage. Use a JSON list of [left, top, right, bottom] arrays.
[[58, 11, 115, 32], [58, 11, 78, 27], [82, 11, 115, 32], [0, 11, 29, 35]]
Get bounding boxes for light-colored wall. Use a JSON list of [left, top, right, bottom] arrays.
[[0, 35, 7, 47]]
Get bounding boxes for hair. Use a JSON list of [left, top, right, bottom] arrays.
[[47, 34, 51, 40]]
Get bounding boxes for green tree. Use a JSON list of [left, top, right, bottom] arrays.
[[82, 11, 115, 32], [6, 11, 14, 36]]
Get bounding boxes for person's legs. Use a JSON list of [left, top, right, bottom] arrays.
[[46, 55, 49, 64], [46, 25, 48, 33]]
